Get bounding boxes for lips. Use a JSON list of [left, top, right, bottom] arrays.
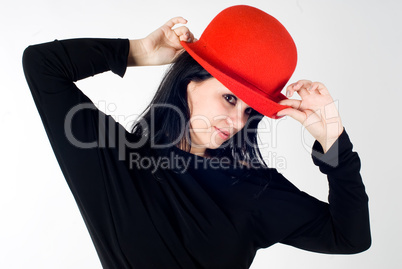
[[214, 127, 230, 138]]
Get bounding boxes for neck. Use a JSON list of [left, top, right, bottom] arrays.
[[176, 142, 209, 158], [190, 147, 207, 158]]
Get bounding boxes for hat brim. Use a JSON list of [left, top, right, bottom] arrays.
[[181, 40, 291, 119]]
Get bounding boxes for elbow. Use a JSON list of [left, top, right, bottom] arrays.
[[351, 221, 372, 254], [343, 234, 372, 254], [22, 44, 48, 89], [330, 225, 372, 254], [22, 45, 38, 74], [352, 237, 372, 254], [22, 45, 40, 92]]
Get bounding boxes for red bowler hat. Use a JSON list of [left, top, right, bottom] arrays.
[[181, 5, 297, 119]]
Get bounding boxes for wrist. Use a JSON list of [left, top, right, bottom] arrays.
[[318, 125, 345, 154], [127, 39, 150, 66], [319, 138, 338, 154]]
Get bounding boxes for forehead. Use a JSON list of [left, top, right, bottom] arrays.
[[197, 77, 234, 94], [190, 78, 252, 108]]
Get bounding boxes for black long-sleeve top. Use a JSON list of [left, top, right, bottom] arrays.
[[22, 38, 371, 269]]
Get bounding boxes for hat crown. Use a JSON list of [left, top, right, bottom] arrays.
[[199, 5, 297, 99]]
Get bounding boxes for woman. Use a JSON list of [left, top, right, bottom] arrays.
[[22, 5, 371, 269]]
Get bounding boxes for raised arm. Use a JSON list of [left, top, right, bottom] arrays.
[[277, 80, 371, 253], [280, 128, 371, 254], [22, 15, 196, 217], [22, 18, 196, 267], [22, 37, 133, 202], [22, 37, 135, 267], [21, 16, 196, 185], [252, 128, 371, 254]]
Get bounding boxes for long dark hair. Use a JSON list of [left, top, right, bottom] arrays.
[[130, 50, 269, 170]]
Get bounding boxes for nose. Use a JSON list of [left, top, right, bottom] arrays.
[[226, 104, 247, 131]]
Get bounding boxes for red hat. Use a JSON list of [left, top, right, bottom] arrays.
[[181, 5, 297, 119]]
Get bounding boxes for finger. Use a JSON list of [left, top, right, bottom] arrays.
[[287, 80, 312, 98], [173, 26, 192, 42], [186, 29, 196, 43], [295, 87, 310, 99], [294, 79, 312, 97], [188, 31, 196, 42], [285, 82, 298, 97], [278, 99, 302, 110], [310, 81, 330, 95], [276, 107, 306, 123], [295, 79, 313, 87], [164, 17, 187, 28]]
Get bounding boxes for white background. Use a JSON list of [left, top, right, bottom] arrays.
[[1, 0, 401, 268]]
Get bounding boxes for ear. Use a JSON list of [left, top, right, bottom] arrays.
[[187, 80, 201, 93], [186, 82, 194, 113]]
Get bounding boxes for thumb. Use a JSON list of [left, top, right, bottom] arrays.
[[276, 107, 306, 123]]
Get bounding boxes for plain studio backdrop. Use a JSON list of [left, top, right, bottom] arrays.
[[1, 0, 401, 268]]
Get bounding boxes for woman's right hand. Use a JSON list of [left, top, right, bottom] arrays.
[[128, 17, 196, 66]]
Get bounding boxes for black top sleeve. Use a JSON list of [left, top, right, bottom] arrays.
[[22, 38, 135, 267], [275, 128, 372, 254], [22, 38, 130, 197]]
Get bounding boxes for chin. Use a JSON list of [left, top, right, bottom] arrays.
[[207, 145, 221, 150]]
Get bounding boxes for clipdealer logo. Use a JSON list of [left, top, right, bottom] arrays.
[[62, 100, 290, 169]]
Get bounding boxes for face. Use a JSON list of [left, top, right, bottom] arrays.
[[186, 77, 253, 156]]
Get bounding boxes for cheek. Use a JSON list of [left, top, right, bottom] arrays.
[[189, 101, 213, 126], [188, 92, 228, 128], [209, 102, 230, 124]]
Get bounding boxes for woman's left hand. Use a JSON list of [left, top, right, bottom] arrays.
[[277, 80, 344, 153]]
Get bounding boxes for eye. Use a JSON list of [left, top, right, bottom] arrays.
[[223, 94, 254, 115], [223, 94, 236, 105], [245, 107, 253, 115]]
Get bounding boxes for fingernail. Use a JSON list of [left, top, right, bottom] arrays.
[[286, 90, 291, 97]]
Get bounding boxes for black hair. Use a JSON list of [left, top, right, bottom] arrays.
[[130, 50, 270, 172]]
